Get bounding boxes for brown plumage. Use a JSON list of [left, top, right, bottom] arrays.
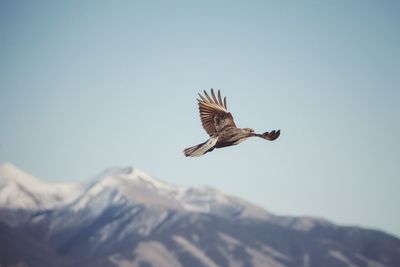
[[183, 89, 280, 157]]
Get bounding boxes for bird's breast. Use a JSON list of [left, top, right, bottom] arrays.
[[233, 137, 248, 145], [215, 137, 248, 148]]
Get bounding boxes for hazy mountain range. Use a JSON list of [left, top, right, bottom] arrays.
[[0, 162, 399, 267]]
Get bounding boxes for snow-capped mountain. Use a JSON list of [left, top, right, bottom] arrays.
[[1, 163, 400, 267], [68, 165, 271, 219], [0, 162, 82, 211], [27, 164, 273, 249]]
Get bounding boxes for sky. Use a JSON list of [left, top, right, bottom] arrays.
[[1, 1, 399, 237]]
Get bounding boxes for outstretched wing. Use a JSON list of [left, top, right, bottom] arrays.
[[198, 89, 237, 136]]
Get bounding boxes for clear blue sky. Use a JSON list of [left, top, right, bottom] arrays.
[[1, 1, 399, 237]]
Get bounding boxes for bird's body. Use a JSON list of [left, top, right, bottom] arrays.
[[215, 127, 252, 147], [183, 89, 280, 157]]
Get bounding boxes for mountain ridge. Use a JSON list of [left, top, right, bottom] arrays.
[[1, 162, 399, 267], [0, 162, 82, 212]]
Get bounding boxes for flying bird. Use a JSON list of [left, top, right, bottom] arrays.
[[183, 89, 280, 157]]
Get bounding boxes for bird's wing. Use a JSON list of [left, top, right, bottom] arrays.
[[198, 89, 237, 136]]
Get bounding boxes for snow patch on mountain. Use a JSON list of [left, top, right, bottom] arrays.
[[133, 241, 182, 267], [67, 166, 270, 221], [173, 235, 220, 267], [271, 215, 331, 232], [69, 167, 183, 214], [110, 241, 183, 267], [0, 162, 82, 210]]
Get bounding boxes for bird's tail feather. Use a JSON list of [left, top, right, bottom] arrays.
[[183, 136, 218, 157]]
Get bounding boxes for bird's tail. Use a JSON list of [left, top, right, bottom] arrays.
[[183, 136, 218, 157]]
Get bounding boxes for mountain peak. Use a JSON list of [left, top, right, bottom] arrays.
[[0, 162, 41, 185], [0, 163, 82, 211], [92, 166, 179, 194], [69, 166, 182, 213], [96, 166, 134, 178], [66, 166, 271, 221]]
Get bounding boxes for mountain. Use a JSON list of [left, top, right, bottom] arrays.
[[0, 162, 399, 267], [0, 162, 82, 227], [0, 162, 82, 210]]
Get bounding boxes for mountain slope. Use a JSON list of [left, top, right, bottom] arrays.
[[0, 220, 72, 267], [0, 163, 399, 267], [0, 162, 82, 227]]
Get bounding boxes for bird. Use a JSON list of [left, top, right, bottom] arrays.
[[183, 89, 280, 157]]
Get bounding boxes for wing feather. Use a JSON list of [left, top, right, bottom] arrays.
[[211, 89, 219, 104], [204, 90, 213, 102], [198, 93, 207, 102], [197, 89, 236, 136], [217, 90, 223, 107]]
